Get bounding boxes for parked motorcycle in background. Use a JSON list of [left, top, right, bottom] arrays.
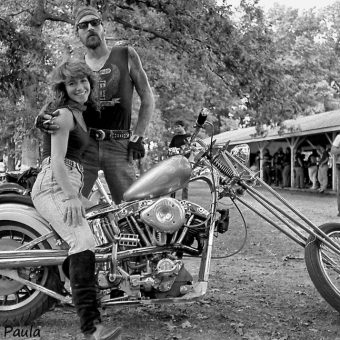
[[0, 168, 38, 195], [0, 109, 340, 326]]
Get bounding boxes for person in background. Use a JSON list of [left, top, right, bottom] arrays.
[[2, 154, 8, 172], [0, 158, 4, 173], [294, 148, 305, 189], [31, 60, 122, 340], [254, 151, 260, 171], [168, 120, 191, 199], [282, 147, 291, 187], [35, 5, 154, 204], [317, 145, 329, 193], [273, 147, 284, 187], [262, 148, 272, 185], [331, 134, 340, 216], [307, 149, 319, 190], [249, 151, 260, 172], [15, 159, 21, 171]]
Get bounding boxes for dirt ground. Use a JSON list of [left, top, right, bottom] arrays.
[[3, 186, 340, 340]]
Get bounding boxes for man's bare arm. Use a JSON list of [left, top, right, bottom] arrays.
[[128, 46, 155, 137]]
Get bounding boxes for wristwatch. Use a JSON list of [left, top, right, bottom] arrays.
[[130, 135, 143, 143]]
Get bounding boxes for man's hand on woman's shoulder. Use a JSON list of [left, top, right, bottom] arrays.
[[35, 103, 61, 134]]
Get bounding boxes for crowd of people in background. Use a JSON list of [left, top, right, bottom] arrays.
[[250, 145, 332, 193]]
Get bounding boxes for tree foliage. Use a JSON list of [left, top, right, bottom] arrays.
[[1, 0, 340, 167]]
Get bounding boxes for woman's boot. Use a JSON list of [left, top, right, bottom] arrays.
[[67, 250, 122, 340]]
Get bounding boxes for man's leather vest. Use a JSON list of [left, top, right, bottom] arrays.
[[83, 46, 133, 130]]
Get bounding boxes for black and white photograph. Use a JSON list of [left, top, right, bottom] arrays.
[[1, 0, 340, 339]]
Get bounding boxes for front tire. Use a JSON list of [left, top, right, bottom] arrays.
[[305, 223, 340, 312], [0, 221, 58, 325]]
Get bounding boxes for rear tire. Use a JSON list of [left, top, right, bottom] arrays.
[[305, 223, 340, 312], [0, 221, 58, 325]]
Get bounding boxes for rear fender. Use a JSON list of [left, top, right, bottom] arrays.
[[0, 202, 66, 281], [0, 202, 59, 250]]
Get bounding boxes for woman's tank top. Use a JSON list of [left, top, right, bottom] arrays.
[[42, 101, 89, 164]]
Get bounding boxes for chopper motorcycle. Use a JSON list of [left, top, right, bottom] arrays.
[[1, 109, 340, 326]]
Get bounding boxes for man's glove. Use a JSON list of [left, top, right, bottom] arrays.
[[128, 135, 145, 161], [34, 103, 60, 134]]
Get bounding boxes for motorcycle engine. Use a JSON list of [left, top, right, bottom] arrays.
[[140, 197, 186, 233]]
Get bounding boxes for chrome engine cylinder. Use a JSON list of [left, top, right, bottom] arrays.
[[140, 197, 186, 233]]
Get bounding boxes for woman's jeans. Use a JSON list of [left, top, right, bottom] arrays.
[[31, 158, 96, 255]]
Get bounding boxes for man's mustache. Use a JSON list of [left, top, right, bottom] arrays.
[[87, 32, 99, 38]]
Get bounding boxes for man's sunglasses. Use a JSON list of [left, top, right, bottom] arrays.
[[77, 19, 102, 30]]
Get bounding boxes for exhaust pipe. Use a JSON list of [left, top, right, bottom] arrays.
[[0, 250, 111, 269], [0, 245, 199, 269]]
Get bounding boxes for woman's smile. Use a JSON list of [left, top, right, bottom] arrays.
[[66, 77, 91, 104]]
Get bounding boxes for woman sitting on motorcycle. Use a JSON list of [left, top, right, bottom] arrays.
[[31, 60, 122, 340]]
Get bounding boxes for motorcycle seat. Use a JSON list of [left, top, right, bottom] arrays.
[[0, 183, 26, 195], [0, 193, 34, 207]]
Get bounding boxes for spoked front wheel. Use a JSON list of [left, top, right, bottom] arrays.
[[305, 223, 340, 312]]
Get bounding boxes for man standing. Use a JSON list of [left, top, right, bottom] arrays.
[[317, 145, 329, 193], [37, 5, 154, 204], [168, 120, 190, 199], [272, 147, 284, 187], [282, 147, 291, 187], [331, 136, 340, 216], [307, 149, 318, 189], [262, 148, 272, 185], [294, 148, 305, 189]]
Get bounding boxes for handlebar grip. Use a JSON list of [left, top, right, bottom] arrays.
[[196, 108, 209, 126]]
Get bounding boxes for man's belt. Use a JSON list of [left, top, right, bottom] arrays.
[[100, 99, 120, 107], [89, 128, 131, 141]]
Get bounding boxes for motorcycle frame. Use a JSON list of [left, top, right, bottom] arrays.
[[92, 175, 113, 205], [0, 174, 219, 306], [219, 148, 340, 256], [2, 133, 338, 307]]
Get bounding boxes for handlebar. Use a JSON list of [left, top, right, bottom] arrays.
[[190, 108, 210, 144], [196, 108, 209, 126]]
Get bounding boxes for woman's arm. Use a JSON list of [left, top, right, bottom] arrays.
[[50, 108, 84, 226]]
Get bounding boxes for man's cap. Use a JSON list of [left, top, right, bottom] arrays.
[[74, 6, 102, 28], [174, 120, 185, 127]]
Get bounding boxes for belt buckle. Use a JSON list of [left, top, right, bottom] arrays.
[[95, 129, 106, 141]]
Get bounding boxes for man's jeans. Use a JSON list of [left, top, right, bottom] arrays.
[[81, 138, 136, 204], [282, 164, 290, 187], [294, 167, 304, 188], [318, 164, 329, 191]]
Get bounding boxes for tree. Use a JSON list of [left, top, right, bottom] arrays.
[[3, 0, 340, 169]]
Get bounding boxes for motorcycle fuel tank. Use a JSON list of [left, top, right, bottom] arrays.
[[123, 155, 192, 201]]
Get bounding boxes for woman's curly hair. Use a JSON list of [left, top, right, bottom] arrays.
[[47, 59, 99, 112]]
